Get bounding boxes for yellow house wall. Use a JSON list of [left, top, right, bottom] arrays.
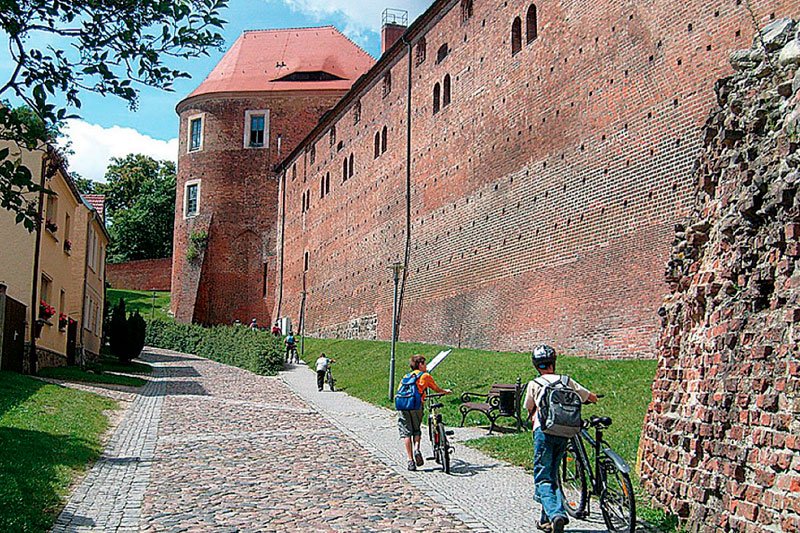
[[37, 168, 81, 359], [72, 209, 108, 359]]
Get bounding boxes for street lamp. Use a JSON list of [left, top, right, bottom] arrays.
[[388, 261, 404, 401]]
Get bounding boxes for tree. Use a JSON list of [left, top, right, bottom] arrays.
[[72, 173, 95, 195], [102, 154, 176, 262], [0, 0, 227, 229], [109, 298, 128, 358]]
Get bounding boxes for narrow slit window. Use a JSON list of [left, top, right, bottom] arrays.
[[526, 5, 538, 43], [433, 83, 441, 114], [343, 158, 348, 182], [511, 17, 522, 55], [349, 153, 354, 178], [443, 75, 451, 107], [381, 126, 387, 154], [374, 131, 381, 159]]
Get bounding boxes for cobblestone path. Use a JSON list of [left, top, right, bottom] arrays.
[[280, 362, 609, 533], [54, 348, 468, 532]]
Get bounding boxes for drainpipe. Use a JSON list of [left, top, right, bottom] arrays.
[[394, 36, 413, 339], [275, 168, 286, 320], [28, 154, 48, 374]]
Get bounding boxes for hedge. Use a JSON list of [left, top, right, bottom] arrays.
[[145, 320, 284, 375]]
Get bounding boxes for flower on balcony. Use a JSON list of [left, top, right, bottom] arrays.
[[39, 300, 56, 320], [45, 219, 58, 233], [58, 313, 68, 330], [64, 239, 72, 252]]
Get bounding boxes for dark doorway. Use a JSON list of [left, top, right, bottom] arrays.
[[1, 297, 26, 372], [66, 319, 77, 366]]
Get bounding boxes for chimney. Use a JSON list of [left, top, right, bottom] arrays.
[[381, 9, 408, 55]]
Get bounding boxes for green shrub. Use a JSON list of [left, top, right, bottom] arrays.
[[125, 311, 146, 361], [145, 320, 284, 375], [109, 299, 128, 359]]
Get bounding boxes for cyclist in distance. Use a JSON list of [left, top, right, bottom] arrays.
[[284, 330, 297, 363], [524, 345, 597, 533], [315, 352, 335, 391]]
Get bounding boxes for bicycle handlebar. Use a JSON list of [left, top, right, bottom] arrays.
[[427, 393, 446, 399]]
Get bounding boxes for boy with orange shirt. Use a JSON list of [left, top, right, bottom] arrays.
[[397, 354, 451, 471]]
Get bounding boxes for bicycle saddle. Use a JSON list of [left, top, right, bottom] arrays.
[[430, 403, 444, 410], [589, 416, 612, 428]]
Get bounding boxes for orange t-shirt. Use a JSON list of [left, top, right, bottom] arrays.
[[413, 371, 440, 402]]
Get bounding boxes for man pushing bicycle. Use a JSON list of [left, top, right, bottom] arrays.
[[524, 345, 597, 533]]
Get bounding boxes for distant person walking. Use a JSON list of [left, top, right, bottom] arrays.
[[249, 318, 258, 329], [284, 331, 298, 363], [271, 322, 282, 336], [315, 353, 335, 391]]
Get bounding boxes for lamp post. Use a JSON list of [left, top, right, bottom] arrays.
[[150, 290, 157, 321], [388, 262, 404, 401]]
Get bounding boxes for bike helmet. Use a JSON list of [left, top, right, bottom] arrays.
[[531, 344, 557, 369]]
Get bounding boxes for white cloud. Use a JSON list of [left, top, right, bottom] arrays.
[[278, 0, 430, 44], [59, 120, 178, 182]]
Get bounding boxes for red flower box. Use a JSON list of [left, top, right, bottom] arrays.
[[39, 300, 56, 320]]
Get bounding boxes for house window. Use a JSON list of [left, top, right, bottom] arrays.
[[63, 213, 71, 253], [374, 131, 381, 159], [381, 126, 387, 154], [59, 289, 66, 328], [443, 75, 451, 107], [354, 101, 361, 124], [436, 43, 449, 64], [245, 110, 269, 148], [526, 5, 538, 43], [188, 115, 204, 152], [45, 194, 58, 233], [86, 229, 99, 272], [461, 0, 473, 22], [433, 83, 441, 114], [185, 180, 200, 218], [416, 38, 427, 65], [304, 251, 309, 271], [511, 17, 522, 55], [348, 153, 354, 178], [40, 274, 52, 315], [382, 72, 392, 98]]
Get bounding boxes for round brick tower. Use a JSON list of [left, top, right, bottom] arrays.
[[172, 27, 373, 325]]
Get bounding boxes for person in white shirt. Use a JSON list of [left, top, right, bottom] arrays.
[[315, 353, 335, 391], [523, 345, 597, 533]]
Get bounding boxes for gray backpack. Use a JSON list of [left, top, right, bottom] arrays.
[[535, 375, 583, 437]]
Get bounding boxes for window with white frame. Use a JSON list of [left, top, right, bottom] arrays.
[[184, 180, 200, 218], [188, 114, 204, 152], [244, 110, 269, 148]]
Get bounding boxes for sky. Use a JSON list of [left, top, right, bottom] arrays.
[[0, 0, 429, 182]]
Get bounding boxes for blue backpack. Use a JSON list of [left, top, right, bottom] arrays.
[[395, 372, 423, 411]]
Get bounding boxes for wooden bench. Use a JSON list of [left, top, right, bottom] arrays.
[[459, 379, 526, 434]]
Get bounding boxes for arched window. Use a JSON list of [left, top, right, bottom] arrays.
[[433, 83, 441, 114], [443, 75, 451, 107], [511, 17, 522, 55], [381, 126, 387, 154], [526, 5, 538, 44], [343, 158, 348, 182], [374, 131, 381, 159], [461, 0, 473, 22], [349, 153, 354, 178]]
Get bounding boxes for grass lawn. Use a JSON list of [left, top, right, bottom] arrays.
[[300, 337, 677, 530], [107, 288, 171, 322], [38, 366, 147, 387], [0, 371, 117, 531], [97, 348, 153, 375]]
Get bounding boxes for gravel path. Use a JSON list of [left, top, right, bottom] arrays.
[[279, 361, 608, 533]]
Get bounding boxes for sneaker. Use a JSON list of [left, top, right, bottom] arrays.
[[414, 451, 424, 467], [407, 460, 417, 471], [536, 520, 552, 532], [551, 516, 567, 533]]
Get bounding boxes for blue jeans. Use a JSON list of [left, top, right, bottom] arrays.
[[533, 428, 569, 522]]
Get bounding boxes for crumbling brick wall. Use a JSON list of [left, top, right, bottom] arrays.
[[639, 19, 800, 531]]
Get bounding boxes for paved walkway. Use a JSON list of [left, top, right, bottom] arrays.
[[53, 347, 610, 532]]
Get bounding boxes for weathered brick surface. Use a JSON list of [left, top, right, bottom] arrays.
[[107, 258, 172, 291], [276, 0, 800, 358], [639, 19, 800, 530], [172, 92, 347, 325]]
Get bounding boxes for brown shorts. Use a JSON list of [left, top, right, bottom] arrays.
[[398, 408, 424, 438]]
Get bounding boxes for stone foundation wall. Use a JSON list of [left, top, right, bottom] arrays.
[[309, 315, 378, 340], [639, 19, 800, 532]]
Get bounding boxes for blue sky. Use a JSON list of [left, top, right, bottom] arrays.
[[0, 0, 428, 181]]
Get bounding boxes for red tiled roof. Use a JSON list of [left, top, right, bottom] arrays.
[[83, 194, 106, 220], [184, 26, 375, 100]]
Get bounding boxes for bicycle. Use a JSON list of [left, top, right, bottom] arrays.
[[426, 393, 455, 474], [558, 406, 636, 532], [325, 364, 335, 391], [285, 344, 298, 364]]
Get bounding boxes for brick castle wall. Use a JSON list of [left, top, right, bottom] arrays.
[[639, 20, 800, 531], [277, 0, 800, 357], [172, 91, 348, 325], [107, 258, 172, 291]]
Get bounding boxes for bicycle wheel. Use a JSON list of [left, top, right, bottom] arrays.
[[429, 416, 440, 464], [326, 370, 335, 391], [437, 423, 451, 474], [558, 439, 588, 518], [600, 460, 636, 532]]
